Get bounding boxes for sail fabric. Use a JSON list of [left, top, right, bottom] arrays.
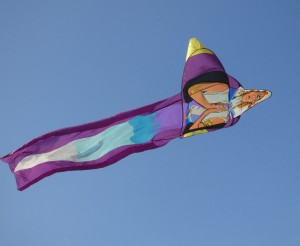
[[1, 38, 271, 190], [1, 94, 182, 190]]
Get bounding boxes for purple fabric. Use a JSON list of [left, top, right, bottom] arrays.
[[228, 75, 242, 89], [13, 142, 167, 191], [1, 94, 183, 190], [180, 53, 243, 134], [3, 94, 182, 168], [182, 53, 225, 88]]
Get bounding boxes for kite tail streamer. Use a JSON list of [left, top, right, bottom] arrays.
[[1, 94, 183, 190]]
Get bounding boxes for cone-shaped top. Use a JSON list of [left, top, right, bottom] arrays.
[[186, 38, 213, 61]]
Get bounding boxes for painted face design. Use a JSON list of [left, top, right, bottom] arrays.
[[242, 90, 269, 105]]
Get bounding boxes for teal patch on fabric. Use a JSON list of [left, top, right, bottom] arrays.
[[72, 114, 160, 162], [76, 140, 104, 160], [74, 122, 135, 162], [128, 113, 159, 144]]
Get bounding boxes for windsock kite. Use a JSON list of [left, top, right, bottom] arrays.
[[1, 38, 272, 190]]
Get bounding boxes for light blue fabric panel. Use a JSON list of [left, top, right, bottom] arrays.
[[74, 122, 135, 162]]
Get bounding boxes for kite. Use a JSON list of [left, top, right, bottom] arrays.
[[1, 38, 271, 191]]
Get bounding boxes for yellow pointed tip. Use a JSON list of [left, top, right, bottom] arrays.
[[189, 38, 206, 49], [185, 38, 213, 61]]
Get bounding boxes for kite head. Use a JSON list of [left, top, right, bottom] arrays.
[[230, 88, 272, 117], [181, 37, 272, 138]]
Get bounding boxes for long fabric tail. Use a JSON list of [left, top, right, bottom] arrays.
[[1, 94, 183, 190]]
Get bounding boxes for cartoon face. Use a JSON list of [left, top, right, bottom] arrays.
[[242, 91, 261, 104], [229, 89, 272, 119], [242, 90, 269, 105]]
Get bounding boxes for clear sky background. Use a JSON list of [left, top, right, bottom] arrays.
[[0, 1, 299, 245]]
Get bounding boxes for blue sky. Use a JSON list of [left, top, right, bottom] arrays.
[[0, 1, 299, 245]]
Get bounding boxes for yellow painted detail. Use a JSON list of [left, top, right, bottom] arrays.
[[186, 38, 214, 61], [183, 129, 208, 138]]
